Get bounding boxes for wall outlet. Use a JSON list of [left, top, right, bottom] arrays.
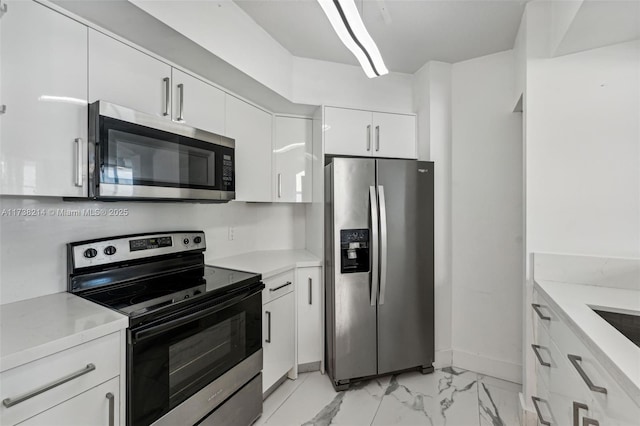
[[228, 226, 234, 241]]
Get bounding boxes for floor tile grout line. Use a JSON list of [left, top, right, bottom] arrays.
[[476, 373, 482, 426], [369, 385, 387, 426]]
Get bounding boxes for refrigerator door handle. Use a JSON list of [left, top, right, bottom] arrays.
[[378, 185, 388, 305], [369, 186, 379, 306]]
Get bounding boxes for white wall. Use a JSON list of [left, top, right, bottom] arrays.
[[451, 49, 524, 383], [527, 39, 640, 258], [0, 197, 305, 305], [412, 61, 454, 367], [292, 57, 414, 113]]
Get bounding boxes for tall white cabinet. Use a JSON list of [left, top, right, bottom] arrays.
[[273, 116, 313, 203], [0, 0, 88, 197], [296, 267, 323, 368]]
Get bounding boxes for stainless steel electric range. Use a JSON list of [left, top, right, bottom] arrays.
[[67, 231, 264, 426]]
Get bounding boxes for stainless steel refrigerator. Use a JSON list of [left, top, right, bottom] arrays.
[[324, 157, 434, 390]]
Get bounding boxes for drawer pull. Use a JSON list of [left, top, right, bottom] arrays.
[[532, 303, 551, 320], [573, 401, 588, 426], [2, 363, 96, 408], [531, 344, 551, 367], [568, 355, 607, 394], [106, 392, 115, 426], [269, 281, 292, 292], [531, 396, 551, 426]]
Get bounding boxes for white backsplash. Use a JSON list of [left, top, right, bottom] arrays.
[[0, 197, 306, 304]]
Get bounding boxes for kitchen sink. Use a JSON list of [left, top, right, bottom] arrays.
[[593, 309, 640, 348]]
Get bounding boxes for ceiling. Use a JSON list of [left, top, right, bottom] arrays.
[[234, 0, 528, 74]]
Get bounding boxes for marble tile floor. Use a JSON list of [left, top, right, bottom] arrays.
[[254, 367, 521, 426]]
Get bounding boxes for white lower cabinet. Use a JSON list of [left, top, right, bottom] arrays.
[[262, 274, 295, 394], [19, 378, 120, 426], [0, 0, 88, 197], [0, 332, 122, 426], [532, 289, 640, 426], [296, 267, 322, 367]]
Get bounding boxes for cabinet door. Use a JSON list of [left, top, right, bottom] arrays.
[[19, 378, 120, 426], [372, 112, 417, 159], [273, 116, 312, 203], [296, 267, 322, 366], [323, 107, 372, 157], [0, 0, 87, 196], [171, 69, 225, 135], [225, 95, 272, 202], [262, 292, 295, 393], [89, 29, 171, 118]]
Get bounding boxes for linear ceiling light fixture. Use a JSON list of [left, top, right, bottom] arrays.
[[317, 0, 389, 78]]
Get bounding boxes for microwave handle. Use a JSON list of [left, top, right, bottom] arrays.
[[133, 286, 262, 343]]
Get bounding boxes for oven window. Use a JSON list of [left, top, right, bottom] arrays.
[[168, 313, 245, 400], [104, 129, 215, 187]]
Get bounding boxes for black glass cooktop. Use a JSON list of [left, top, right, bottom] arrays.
[[81, 265, 260, 318]]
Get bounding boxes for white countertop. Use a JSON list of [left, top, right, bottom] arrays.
[[0, 293, 128, 373], [534, 279, 640, 402], [209, 249, 321, 279]]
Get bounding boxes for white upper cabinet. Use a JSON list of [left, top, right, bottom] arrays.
[[323, 107, 373, 157], [372, 112, 417, 159], [171, 69, 225, 135], [273, 116, 312, 203], [0, 0, 88, 197], [89, 29, 172, 118], [225, 95, 272, 202], [323, 107, 416, 159]]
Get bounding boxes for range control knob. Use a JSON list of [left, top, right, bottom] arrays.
[[183, 238, 190, 245], [104, 246, 117, 256], [193, 236, 202, 244], [83, 248, 98, 259]]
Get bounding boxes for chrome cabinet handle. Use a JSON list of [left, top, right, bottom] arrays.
[[106, 392, 115, 426], [369, 186, 379, 306], [269, 281, 292, 292], [532, 303, 551, 320], [378, 185, 388, 305], [176, 83, 184, 122], [0, 105, 6, 114], [531, 344, 551, 367], [163, 77, 170, 116], [375, 125, 380, 151], [308, 277, 312, 305], [568, 354, 607, 394], [2, 364, 96, 408], [265, 311, 271, 343], [366, 124, 371, 151], [75, 138, 83, 187], [531, 396, 551, 426], [584, 418, 600, 426], [277, 173, 282, 198]]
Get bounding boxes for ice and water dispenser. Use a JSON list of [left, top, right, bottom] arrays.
[[340, 229, 370, 273]]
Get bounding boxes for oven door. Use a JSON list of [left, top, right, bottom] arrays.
[[127, 285, 262, 426], [89, 101, 235, 201]]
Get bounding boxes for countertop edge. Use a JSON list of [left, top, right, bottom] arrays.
[[209, 250, 322, 279], [534, 280, 640, 404]]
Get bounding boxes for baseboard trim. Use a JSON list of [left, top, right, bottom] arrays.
[[434, 349, 453, 369], [519, 392, 537, 426], [452, 349, 522, 384], [298, 361, 321, 373]]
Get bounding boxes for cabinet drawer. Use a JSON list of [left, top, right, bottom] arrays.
[[262, 270, 295, 304], [1, 332, 121, 425], [549, 310, 640, 424], [18, 377, 120, 426]]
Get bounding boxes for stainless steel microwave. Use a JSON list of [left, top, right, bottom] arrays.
[[88, 101, 235, 202]]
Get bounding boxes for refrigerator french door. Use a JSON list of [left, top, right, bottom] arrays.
[[325, 158, 434, 390]]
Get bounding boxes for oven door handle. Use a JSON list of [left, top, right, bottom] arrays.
[[132, 286, 262, 343]]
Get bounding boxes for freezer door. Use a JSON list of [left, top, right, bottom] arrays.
[[376, 160, 434, 374], [326, 158, 378, 383]]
